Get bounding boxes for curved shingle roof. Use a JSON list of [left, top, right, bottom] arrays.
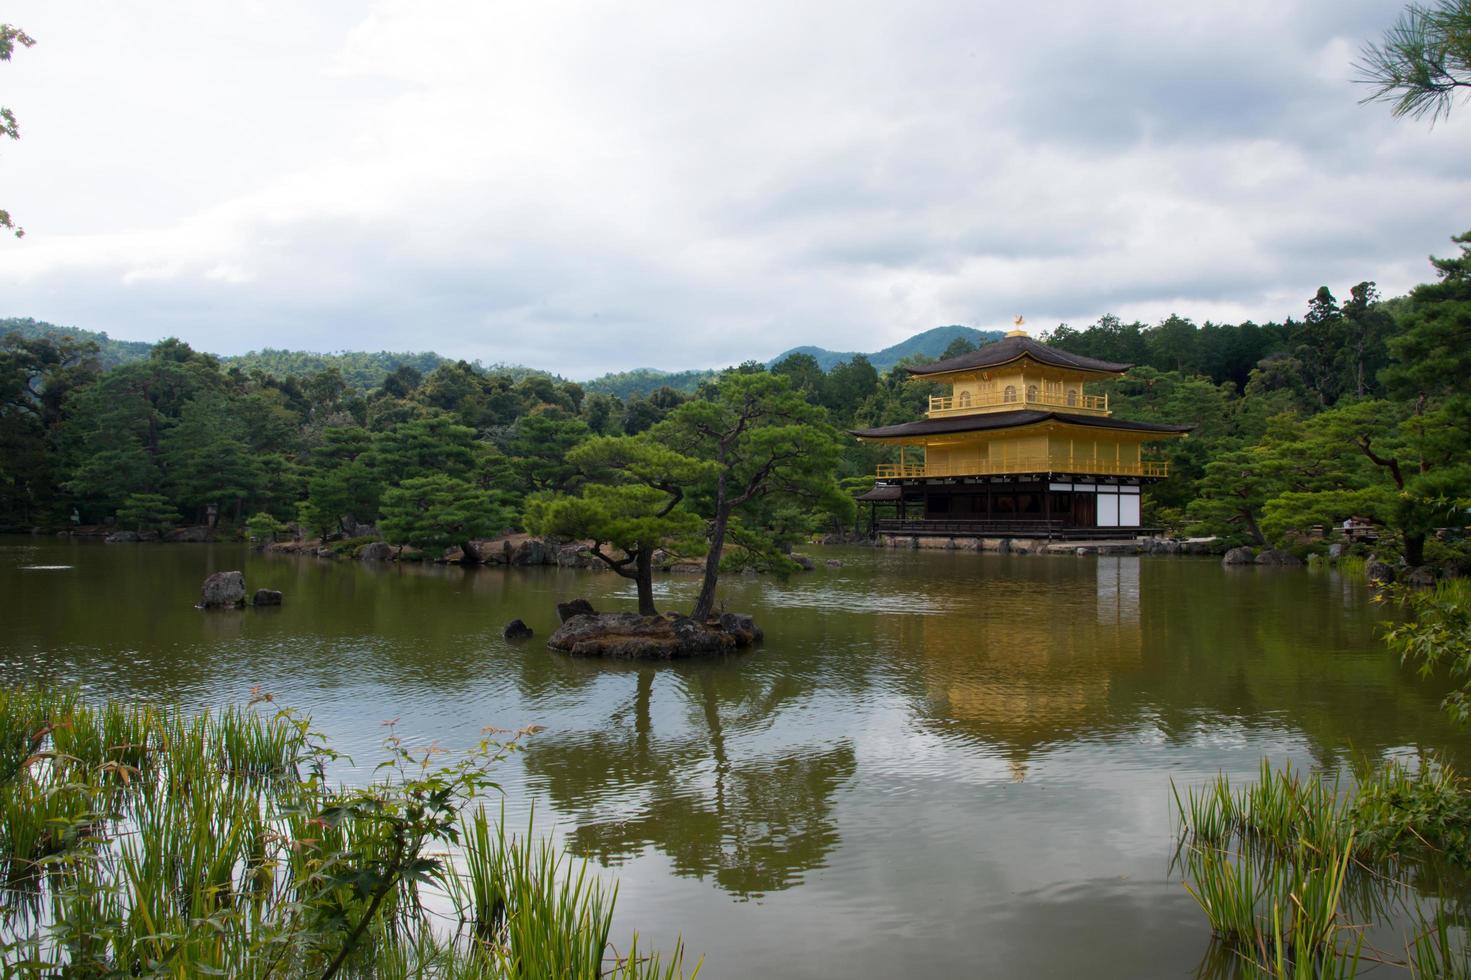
[[905, 335, 1132, 377], [850, 410, 1193, 440]]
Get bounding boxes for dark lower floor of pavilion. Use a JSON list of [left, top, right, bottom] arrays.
[[858, 475, 1159, 540]]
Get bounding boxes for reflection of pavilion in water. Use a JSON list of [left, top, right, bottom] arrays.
[[890, 557, 1145, 781]]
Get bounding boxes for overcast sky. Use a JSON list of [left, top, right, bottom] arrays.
[[2, 1, 1468, 378]]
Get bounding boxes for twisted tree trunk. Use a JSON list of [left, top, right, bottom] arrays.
[[690, 473, 728, 623], [634, 548, 656, 615]]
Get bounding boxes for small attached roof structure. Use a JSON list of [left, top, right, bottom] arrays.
[[905, 334, 1132, 378], [851, 410, 1194, 442], [854, 484, 902, 501]]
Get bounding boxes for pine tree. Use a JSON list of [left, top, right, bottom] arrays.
[[379, 475, 514, 563]]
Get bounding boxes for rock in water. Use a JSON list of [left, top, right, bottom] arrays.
[[359, 541, 393, 561], [668, 616, 736, 655], [201, 571, 246, 609], [1366, 560, 1396, 585], [1255, 549, 1302, 566], [719, 612, 764, 645], [555, 544, 592, 568], [556, 598, 598, 623], [104, 531, 141, 544], [1222, 546, 1256, 565], [252, 589, 283, 606], [510, 539, 552, 566], [503, 619, 534, 641]]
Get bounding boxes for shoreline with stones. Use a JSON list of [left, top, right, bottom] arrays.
[[24, 525, 1462, 587]]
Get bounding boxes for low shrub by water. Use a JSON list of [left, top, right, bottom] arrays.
[[0, 686, 697, 978]]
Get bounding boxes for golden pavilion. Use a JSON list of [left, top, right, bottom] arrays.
[[851, 325, 1191, 538]]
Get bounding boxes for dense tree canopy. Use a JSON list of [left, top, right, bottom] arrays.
[[0, 334, 98, 524], [653, 372, 851, 621], [525, 436, 713, 614], [379, 475, 514, 562], [0, 228, 1467, 582]]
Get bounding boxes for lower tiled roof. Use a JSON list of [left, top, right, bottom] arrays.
[[850, 410, 1193, 440]]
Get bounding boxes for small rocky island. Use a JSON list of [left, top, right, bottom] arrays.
[[199, 571, 283, 610], [543, 600, 762, 658]]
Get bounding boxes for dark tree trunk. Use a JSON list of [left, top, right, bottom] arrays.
[[691, 500, 729, 623], [635, 547, 657, 615], [587, 543, 658, 614], [1405, 533, 1426, 567], [1241, 508, 1267, 547]]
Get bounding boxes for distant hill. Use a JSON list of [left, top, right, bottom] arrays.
[[767, 325, 1005, 373], [2, 318, 1009, 398], [586, 325, 1009, 399], [0, 318, 155, 370], [581, 367, 715, 399], [0, 319, 459, 386], [224, 348, 452, 390], [0, 320, 466, 390]]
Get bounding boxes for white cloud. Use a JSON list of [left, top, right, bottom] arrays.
[[1, 0, 1469, 378]]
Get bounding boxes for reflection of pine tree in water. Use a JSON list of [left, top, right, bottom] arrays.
[[521, 670, 856, 897]]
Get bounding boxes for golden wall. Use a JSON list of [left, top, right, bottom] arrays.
[[947, 369, 1086, 408], [1046, 431, 1141, 471]]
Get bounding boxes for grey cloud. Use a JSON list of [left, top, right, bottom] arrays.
[[3, 0, 1471, 375]]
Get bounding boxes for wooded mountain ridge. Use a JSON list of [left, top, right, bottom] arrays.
[[0, 318, 1004, 398]]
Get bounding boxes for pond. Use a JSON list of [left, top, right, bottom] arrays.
[[2, 539, 1467, 977]]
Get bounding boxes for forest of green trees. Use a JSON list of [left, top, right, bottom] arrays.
[[1, 230, 1468, 574], [1037, 235, 1469, 568]]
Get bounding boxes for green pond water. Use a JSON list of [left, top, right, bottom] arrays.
[[2, 539, 1468, 977]]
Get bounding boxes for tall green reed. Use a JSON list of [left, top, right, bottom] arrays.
[[0, 686, 699, 979], [1175, 757, 1471, 978], [449, 804, 696, 980]]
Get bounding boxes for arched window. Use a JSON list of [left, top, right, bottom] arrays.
[[958, 390, 972, 408], [1066, 388, 1078, 407], [1003, 385, 1017, 403], [1026, 384, 1039, 402]]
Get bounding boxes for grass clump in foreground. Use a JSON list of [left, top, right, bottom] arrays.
[[1174, 579, 1471, 978], [1174, 757, 1471, 978], [0, 686, 698, 978]]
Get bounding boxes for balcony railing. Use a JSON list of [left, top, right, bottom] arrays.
[[927, 391, 1109, 417], [872, 519, 1164, 540], [874, 456, 1169, 480]]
